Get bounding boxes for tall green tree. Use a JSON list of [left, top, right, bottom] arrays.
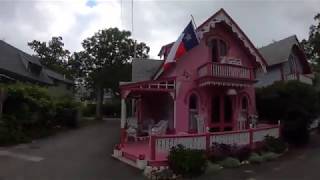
[[301, 13, 320, 88], [28, 36, 71, 77], [301, 13, 320, 72], [76, 28, 149, 119]]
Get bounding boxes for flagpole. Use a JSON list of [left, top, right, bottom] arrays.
[[190, 14, 200, 42], [190, 14, 197, 29]]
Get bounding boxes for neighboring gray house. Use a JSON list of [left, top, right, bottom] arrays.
[[256, 35, 313, 87], [0, 40, 74, 97], [45, 68, 74, 97], [131, 58, 163, 82]]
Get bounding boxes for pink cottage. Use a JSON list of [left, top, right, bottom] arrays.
[[113, 9, 280, 169]]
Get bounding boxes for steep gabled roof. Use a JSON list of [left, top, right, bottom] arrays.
[[0, 40, 53, 84], [132, 58, 163, 82], [259, 35, 298, 66], [197, 8, 267, 71]]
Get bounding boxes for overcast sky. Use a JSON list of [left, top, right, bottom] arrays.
[[0, 0, 319, 58]]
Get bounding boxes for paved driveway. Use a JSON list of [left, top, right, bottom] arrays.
[[1, 120, 320, 180], [0, 119, 143, 180]]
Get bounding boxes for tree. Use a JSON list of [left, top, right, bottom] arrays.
[[77, 28, 149, 119], [28, 36, 72, 77], [301, 13, 320, 72]]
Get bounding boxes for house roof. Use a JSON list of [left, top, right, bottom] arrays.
[[132, 58, 163, 82], [44, 68, 74, 84], [0, 40, 53, 85], [158, 8, 267, 72], [258, 35, 299, 66]]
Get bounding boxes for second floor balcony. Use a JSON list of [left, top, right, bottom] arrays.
[[196, 62, 255, 87]]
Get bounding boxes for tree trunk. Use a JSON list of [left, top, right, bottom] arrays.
[[95, 86, 104, 120]]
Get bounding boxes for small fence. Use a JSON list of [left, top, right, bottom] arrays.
[[149, 125, 280, 160]]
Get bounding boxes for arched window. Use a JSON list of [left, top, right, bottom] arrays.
[[241, 96, 248, 111], [211, 39, 228, 62], [189, 94, 198, 110]]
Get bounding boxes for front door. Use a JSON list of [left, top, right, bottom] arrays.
[[211, 95, 233, 132]]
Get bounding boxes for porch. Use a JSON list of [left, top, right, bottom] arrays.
[[113, 123, 280, 169]]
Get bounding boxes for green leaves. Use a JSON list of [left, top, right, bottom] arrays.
[[28, 36, 73, 79], [77, 28, 149, 95]]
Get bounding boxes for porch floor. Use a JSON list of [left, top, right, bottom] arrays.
[[122, 140, 167, 162]]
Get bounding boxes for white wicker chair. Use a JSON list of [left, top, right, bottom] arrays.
[[150, 120, 168, 136], [126, 117, 138, 141]]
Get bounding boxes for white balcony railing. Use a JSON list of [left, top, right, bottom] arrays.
[[197, 62, 253, 80]]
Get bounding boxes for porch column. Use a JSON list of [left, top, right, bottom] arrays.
[[120, 98, 127, 145]]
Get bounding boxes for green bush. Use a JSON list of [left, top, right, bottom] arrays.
[[206, 162, 222, 174], [81, 100, 120, 118], [55, 98, 81, 128], [82, 103, 96, 117], [102, 100, 121, 117], [219, 157, 241, 168], [209, 143, 251, 162], [256, 81, 319, 145], [168, 144, 207, 178], [0, 83, 81, 145], [261, 152, 279, 161], [0, 115, 30, 146], [264, 136, 287, 153], [248, 153, 264, 164]]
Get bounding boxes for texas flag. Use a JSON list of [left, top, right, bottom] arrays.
[[163, 21, 199, 69]]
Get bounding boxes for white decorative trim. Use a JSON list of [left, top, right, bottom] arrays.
[[199, 81, 251, 88], [197, 11, 266, 72]]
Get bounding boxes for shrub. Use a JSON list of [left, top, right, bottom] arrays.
[[0, 115, 30, 146], [248, 153, 264, 164], [0, 83, 82, 145], [219, 157, 241, 168], [256, 81, 319, 145], [209, 143, 252, 162], [206, 162, 222, 174], [82, 104, 96, 117], [232, 145, 252, 161], [261, 152, 279, 161], [209, 143, 233, 162], [264, 136, 287, 153], [168, 144, 207, 178], [55, 98, 81, 128]]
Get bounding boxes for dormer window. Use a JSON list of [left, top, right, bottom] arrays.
[[28, 62, 42, 76], [210, 39, 228, 62]]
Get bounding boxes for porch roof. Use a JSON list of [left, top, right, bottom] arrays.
[[120, 77, 176, 97]]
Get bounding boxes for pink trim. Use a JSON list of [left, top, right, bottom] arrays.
[[120, 77, 176, 89], [150, 135, 156, 160]]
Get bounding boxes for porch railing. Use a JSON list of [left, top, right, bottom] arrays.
[[149, 124, 280, 160], [197, 62, 254, 80]]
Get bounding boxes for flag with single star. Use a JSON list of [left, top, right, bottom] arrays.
[[164, 21, 199, 69]]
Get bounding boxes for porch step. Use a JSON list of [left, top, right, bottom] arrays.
[[112, 154, 143, 169]]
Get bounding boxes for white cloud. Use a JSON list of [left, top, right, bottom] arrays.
[[0, 0, 319, 59]]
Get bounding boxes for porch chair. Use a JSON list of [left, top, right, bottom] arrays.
[[150, 120, 168, 136], [126, 117, 138, 141]]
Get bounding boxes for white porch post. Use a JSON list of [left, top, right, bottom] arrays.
[[174, 99, 176, 130], [120, 98, 127, 145], [121, 98, 127, 129]]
